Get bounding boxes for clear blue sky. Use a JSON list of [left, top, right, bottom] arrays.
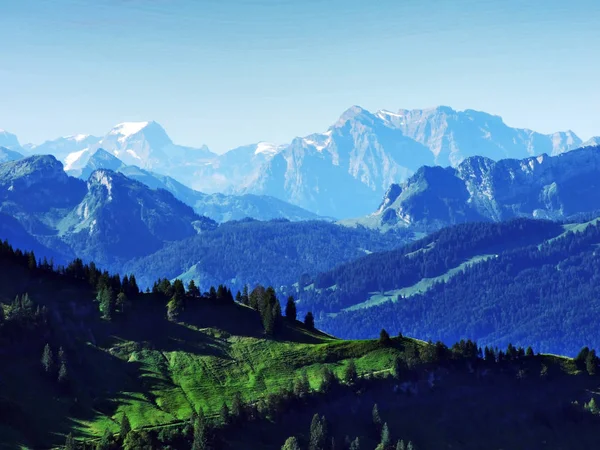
[[1, 0, 599, 153]]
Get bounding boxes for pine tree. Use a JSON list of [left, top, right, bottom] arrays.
[[372, 403, 382, 429], [349, 437, 360, 450], [586, 349, 597, 375], [392, 356, 405, 379], [294, 370, 311, 398], [406, 442, 415, 450], [241, 285, 249, 305], [285, 296, 297, 321], [526, 346, 534, 358], [282, 436, 302, 450], [304, 312, 315, 329], [116, 292, 129, 314], [396, 440, 406, 450], [167, 295, 183, 322], [379, 329, 391, 345], [309, 414, 327, 450], [231, 391, 245, 423], [97, 428, 112, 450], [235, 290, 242, 303], [192, 410, 208, 450], [41, 343, 54, 374], [320, 366, 336, 392], [128, 274, 139, 296], [220, 402, 230, 425], [381, 422, 391, 448], [58, 361, 68, 384], [98, 287, 115, 320], [64, 433, 76, 450], [343, 359, 358, 385], [119, 413, 132, 441]]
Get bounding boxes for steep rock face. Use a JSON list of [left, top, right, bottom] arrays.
[[346, 146, 600, 232], [242, 106, 582, 218], [245, 107, 434, 218], [0, 147, 24, 163], [0, 129, 22, 151], [190, 142, 284, 194], [393, 107, 582, 165], [60, 170, 209, 262], [69, 150, 324, 223], [0, 155, 86, 212]]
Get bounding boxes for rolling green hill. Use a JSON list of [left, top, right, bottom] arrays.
[[3, 239, 600, 450]]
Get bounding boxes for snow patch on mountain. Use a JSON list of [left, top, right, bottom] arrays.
[[64, 148, 89, 170], [254, 142, 282, 155], [110, 122, 150, 142]]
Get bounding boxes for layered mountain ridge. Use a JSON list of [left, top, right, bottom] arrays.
[[7, 105, 590, 218], [344, 145, 600, 232]]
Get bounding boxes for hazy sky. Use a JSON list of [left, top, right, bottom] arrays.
[[1, 0, 599, 153]]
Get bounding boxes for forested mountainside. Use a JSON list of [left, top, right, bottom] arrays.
[[3, 239, 600, 450], [0, 155, 408, 293], [122, 219, 411, 291], [298, 216, 600, 355], [343, 145, 600, 232]]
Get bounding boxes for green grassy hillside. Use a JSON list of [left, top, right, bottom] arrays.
[[3, 243, 600, 450]]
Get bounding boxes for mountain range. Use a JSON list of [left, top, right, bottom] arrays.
[[0, 155, 215, 267], [7, 105, 597, 218], [343, 145, 600, 232]]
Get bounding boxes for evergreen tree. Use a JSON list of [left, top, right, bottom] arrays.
[[98, 287, 115, 320], [41, 343, 54, 374], [406, 442, 415, 450], [285, 296, 297, 321], [309, 414, 327, 450], [64, 433, 76, 450], [192, 410, 208, 450], [58, 361, 69, 384], [343, 359, 358, 385], [396, 440, 406, 450], [294, 370, 311, 398], [320, 366, 336, 392], [167, 295, 183, 322], [231, 391, 245, 423], [116, 292, 129, 314], [372, 403, 382, 429], [349, 437, 360, 450], [173, 279, 186, 300], [235, 290, 242, 303], [586, 349, 597, 375], [241, 285, 249, 306], [128, 274, 139, 297], [282, 436, 302, 450], [304, 312, 315, 329], [96, 428, 112, 450], [392, 356, 405, 379], [526, 346, 534, 358], [381, 422, 391, 449], [576, 346, 590, 369], [120, 413, 132, 441], [220, 402, 230, 425], [379, 329, 391, 345]]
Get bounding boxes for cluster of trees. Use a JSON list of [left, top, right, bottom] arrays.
[[315, 220, 600, 356], [0, 293, 49, 342], [41, 343, 70, 386]]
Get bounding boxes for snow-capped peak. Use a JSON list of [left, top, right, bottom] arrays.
[[254, 142, 282, 156], [376, 109, 404, 118], [65, 134, 91, 142], [64, 148, 90, 171], [110, 122, 150, 142]]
